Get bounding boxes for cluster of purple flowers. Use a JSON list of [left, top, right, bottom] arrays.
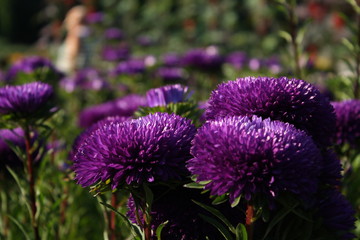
[[60, 68, 108, 92], [5, 56, 64, 82]]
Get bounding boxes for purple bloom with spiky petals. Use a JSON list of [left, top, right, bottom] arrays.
[[127, 187, 244, 240], [187, 116, 321, 204], [320, 150, 342, 186], [70, 116, 129, 161], [332, 100, 360, 146], [5, 56, 63, 82], [60, 68, 108, 92], [73, 113, 196, 188], [316, 189, 356, 240], [0, 82, 54, 119], [146, 84, 189, 107], [78, 94, 146, 128], [206, 76, 336, 147]]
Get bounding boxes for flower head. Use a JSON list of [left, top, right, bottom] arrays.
[[110, 58, 146, 76], [182, 46, 223, 71], [60, 68, 108, 92], [146, 84, 190, 107], [162, 53, 182, 67], [225, 51, 248, 70], [78, 94, 146, 128], [104, 28, 124, 40], [70, 116, 129, 161], [316, 189, 356, 240], [155, 67, 186, 82], [206, 76, 336, 146], [0, 82, 54, 120], [101, 45, 131, 62], [5, 56, 63, 82], [73, 113, 196, 188], [332, 100, 360, 146], [187, 116, 321, 204]]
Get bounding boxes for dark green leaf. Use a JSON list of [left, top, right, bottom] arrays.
[[235, 223, 248, 240], [155, 220, 169, 240], [193, 200, 236, 233], [199, 214, 234, 240]]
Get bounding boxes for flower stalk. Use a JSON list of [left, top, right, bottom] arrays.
[[245, 204, 254, 240], [24, 125, 40, 240]]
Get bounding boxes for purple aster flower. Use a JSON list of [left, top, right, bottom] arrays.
[[146, 84, 190, 108], [104, 28, 124, 40], [0, 128, 42, 170], [206, 76, 336, 147], [331, 100, 360, 146], [161, 53, 182, 67], [5, 56, 64, 82], [78, 94, 146, 128], [320, 150, 343, 187], [127, 187, 244, 240], [187, 116, 321, 204], [70, 116, 129, 161], [60, 68, 108, 92], [225, 51, 248, 70], [110, 58, 146, 76], [182, 46, 224, 71], [155, 67, 186, 82], [101, 45, 131, 62], [0, 82, 54, 119], [73, 113, 196, 188], [316, 189, 356, 240]]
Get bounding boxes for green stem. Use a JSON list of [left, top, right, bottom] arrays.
[[288, 2, 302, 79], [24, 126, 40, 240], [109, 193, 118, 240], [355, 13, 360, 99]]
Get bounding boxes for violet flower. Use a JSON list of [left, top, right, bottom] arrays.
[[5, 56, 64, 82], [60, 68, 108, 92], [332, 100, 360, 146], [78, 94, 146, 128], [206, 76, 336, 147], [316, 189, 356, 240], [146, 84, 189, 107], [182, 46, 224, 71], [187, 116, 321, 204], [0, 82, 54, 120], [110, 58, 146, 76], [73, 113, 196, 188]]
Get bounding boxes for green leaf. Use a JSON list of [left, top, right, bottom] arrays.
[[100, 201, 143, 238], [7, 215, 31, 240], [212, 194, 228, 205], [231, 195, 241, 208], [155, 220, 169, 240], [143, 184, 154, 208], [183, 182, 205, 189], [278, 30, 292, 43], [261, 202, 299, 240], [235, 223, 248, 240], [199, 214, 234, 240], [193, 200, 236, 233]]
